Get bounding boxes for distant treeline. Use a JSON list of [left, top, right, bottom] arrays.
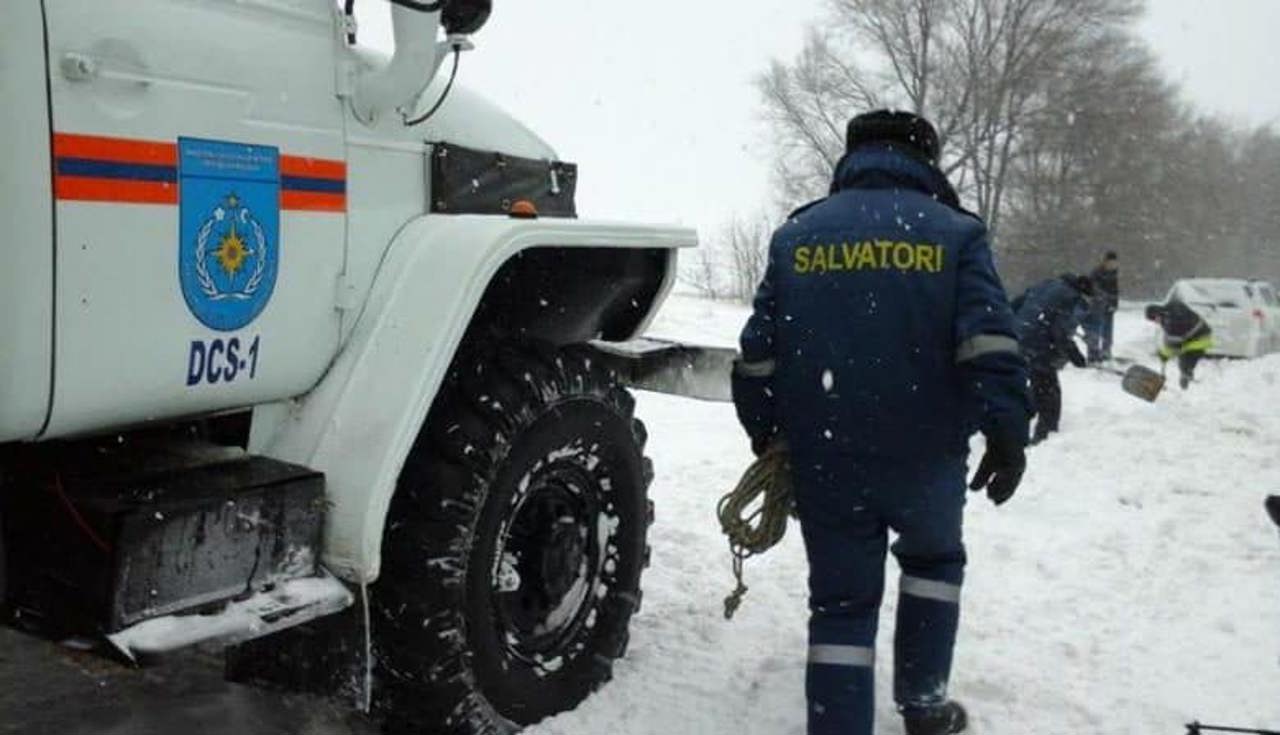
[[689, 0, 1280, 301]]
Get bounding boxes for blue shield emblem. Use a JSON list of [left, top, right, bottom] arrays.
[[179, 138, 280, 332]]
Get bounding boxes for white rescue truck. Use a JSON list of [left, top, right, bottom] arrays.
[[0, 2, 707, 731]]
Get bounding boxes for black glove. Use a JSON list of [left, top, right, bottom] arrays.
[[1067, 342, 1087, 368], [969, 431, 1026, 506], [750, 431, 778, 457]]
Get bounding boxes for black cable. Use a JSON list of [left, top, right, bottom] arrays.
[[343, 0, 356, 44], [388, 0, 446, 12], [404, 47, 460, 127], [1188, 724, 1280, 735]]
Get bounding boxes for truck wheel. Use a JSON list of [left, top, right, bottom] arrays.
[[0, 506, 6, 608], [373, 345, 652, 733]]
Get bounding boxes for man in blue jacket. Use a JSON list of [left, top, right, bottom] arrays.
[[732, 111, 1031, 735], [1011, 275, 1092, 443]]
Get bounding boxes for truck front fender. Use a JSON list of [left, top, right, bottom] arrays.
[[251, 215, 695, 582]]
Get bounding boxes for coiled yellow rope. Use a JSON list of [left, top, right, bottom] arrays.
[[716, 444, 793, 619]]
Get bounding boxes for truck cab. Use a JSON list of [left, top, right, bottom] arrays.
[[2, 0, 351, 442], [0, 2, 696, 731]]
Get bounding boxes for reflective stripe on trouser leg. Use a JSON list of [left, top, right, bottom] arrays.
[[809, 644, 875, 667], [900, 575, 962, 604], [894, 576, 962, 714], [885, 459, 967, 716], [807, 647, 874, 735], [793, 466, 887, 735]]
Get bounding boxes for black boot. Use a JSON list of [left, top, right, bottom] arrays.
[[1265, 495, 1280, 529], [903, 700, 968, 735]]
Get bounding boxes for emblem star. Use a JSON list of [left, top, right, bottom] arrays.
[[214, 220, 251, 277]]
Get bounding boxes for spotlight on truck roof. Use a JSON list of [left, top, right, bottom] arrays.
[[442, 0, 492, 35]]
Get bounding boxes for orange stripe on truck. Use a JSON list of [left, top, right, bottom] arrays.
[[281, 190, 347, 212], [53, 133, 178, 166], [51, 132, 346, 211], [280, 155, 346, 181]]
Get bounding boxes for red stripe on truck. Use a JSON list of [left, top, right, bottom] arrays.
[[52, 132, 346, 211]]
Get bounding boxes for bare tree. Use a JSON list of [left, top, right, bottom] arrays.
[[946, 0, 1141, 233], [1000, 30, 1182, 288], [724, 217, 773, 302], [679, 243, 722, 300], [758, 0, 1141, 235], [678, 217, 774, 303], [1001, 37, 1280, 295], [757, 38, 865, 209], [758, 0, 1280, 296]]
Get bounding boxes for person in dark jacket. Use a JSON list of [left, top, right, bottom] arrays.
[[1145, 300, 1213, 389], [732, 110, 1032, 735], [1012, 274, 1092, 444], [1084, 252, 1119, 362]]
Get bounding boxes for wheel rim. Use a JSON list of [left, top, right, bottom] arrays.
[[493, 460, 604, 667]]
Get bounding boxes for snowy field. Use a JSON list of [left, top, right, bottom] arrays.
[[531, 294, 1280, 735]]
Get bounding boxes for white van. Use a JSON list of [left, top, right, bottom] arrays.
[[1156, 278, 1280, 358]]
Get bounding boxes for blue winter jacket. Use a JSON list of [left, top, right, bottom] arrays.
[[1011, 276, 1090, 370], [732, 145, 1031, 462]]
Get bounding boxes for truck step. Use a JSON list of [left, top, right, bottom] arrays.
[[3, 442, 330, 641], [107, 570, 352, 658]]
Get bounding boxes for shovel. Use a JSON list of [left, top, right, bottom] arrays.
[[1095, 363, 1166, 402]]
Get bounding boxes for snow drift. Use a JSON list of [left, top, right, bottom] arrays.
[[530, 296, 1280, 735]]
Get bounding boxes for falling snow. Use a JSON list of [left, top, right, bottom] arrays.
[[528, 294, 1280, 735]]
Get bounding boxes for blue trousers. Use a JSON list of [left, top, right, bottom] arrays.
[[792, 455, 967, 735], [1084, 309, 1115, 361]]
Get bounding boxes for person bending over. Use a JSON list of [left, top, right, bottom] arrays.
[[1145, 301, 1213, 389]]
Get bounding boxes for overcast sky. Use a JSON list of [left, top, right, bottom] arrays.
[[358, 0, 1280, 240]]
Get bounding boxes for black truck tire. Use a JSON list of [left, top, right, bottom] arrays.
[[0, 505, 6, 609], [373, 344, 652, 734]]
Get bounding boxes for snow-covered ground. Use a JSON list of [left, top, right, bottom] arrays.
[[531, 294, 1280, 735]]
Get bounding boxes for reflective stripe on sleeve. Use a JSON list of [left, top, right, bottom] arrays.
[[734, 358, 776, 378], [955, 334, 1020, 364], [808, 644, 875, 667], [900, 575, 962, 604]]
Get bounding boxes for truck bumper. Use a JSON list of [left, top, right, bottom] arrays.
[[590, 338, 738, 403]]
